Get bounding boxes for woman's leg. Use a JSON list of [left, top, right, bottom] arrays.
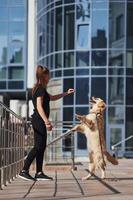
[[35, 128, 47, 173]]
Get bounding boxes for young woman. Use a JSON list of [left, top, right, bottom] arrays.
[[19, 65, 75, 181]]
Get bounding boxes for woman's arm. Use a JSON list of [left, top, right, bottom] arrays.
[[36, 97, 52, 130], [49, 88, 75, 101]]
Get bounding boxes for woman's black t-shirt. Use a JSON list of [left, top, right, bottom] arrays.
[[32, 85, 50, 119]]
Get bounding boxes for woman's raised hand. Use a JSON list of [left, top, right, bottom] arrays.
[[67, 88, 75, 94]]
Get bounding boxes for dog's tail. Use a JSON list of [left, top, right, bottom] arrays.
[[104, 151, 119, 165]]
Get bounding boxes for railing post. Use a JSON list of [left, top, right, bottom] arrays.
[[71, 133, 77, 171]]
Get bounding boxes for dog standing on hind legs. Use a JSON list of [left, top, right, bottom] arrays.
[[71, 97, 118, 180]]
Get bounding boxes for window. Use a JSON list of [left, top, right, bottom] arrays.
[[76, 1, 90, 23], [63, 107, 73, 152], [92, 51, 107, 66], [55, 7, 62, 51], [116, 15, 124, 40], [0, 66, 7, 79], [0, 81, 6, 89], [92, 10, 107, 48], [109, 77, 124, 105], [55, 53, 62, 69], [76, 78, 89, 105], [63, 79, 74, 105], [108, 107, 124, 124], [76, 51, 89, 67], [8, 81, 24, 89], [109, 50, 124, 67], [126, 108, 133, 151], [127, 51, 133, 67], [127, 3, 133, 49], [77, 25, 89, 49], [8, 66, 24, 79], [64, 52, 74, 68], [91, 78, 106, 101], [64, 6, 75, 50], [126, 78, 133, 105]]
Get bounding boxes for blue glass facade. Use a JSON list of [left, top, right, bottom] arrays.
[[0, 0, 27, 91], [36, 0, 133, 156]]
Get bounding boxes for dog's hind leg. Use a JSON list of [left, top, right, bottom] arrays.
[[100, 167, 106, 179], [82, 163, 95, 180]]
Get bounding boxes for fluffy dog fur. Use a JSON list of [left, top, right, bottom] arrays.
[[72, 97, 118, 180]]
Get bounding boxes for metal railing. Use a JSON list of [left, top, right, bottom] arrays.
[[26, 121, 77, 170], [112, 135, 133, 157], [0, 101, 24, 189]]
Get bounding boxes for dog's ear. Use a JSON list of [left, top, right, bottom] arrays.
[[89, 96, 96, 104]]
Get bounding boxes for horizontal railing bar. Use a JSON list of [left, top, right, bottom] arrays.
[[112, 135, 133, 149], [0, 101, 23, 120]]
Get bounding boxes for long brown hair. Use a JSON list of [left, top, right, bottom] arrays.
[[32, 65, 49, 96]]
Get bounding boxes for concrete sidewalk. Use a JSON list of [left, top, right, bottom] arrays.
[[0, 159, 133, 200]]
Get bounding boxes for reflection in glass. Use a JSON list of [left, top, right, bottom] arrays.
[[9, 7, 25, 21], [64, 52, 74, 68], [126, 78, 133, 105], [109, 77, 124, 105], [64, 6, 75, 50], [76, 78, 89, 105], [91, 78, 106, 101], [77, 25, 89, 48], [109, 50, 124, 66], [9, 44, 23, 63], [92, 10, 107, 48], [76, 51, 89, 67], [76, 0, 90, 23], [92, 51, 106, 66], [0, 66, 6, 79], [109, 107, 124, 124], [109, 2, 125, 48], [8, 66, 24, 79], [0, 36, 7, 65]]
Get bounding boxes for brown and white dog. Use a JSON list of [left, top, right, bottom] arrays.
[[72, 97, 118, 180]]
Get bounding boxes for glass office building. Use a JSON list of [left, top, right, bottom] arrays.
[[0, 0, 27, 92], [36, 0, 133, 157]]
